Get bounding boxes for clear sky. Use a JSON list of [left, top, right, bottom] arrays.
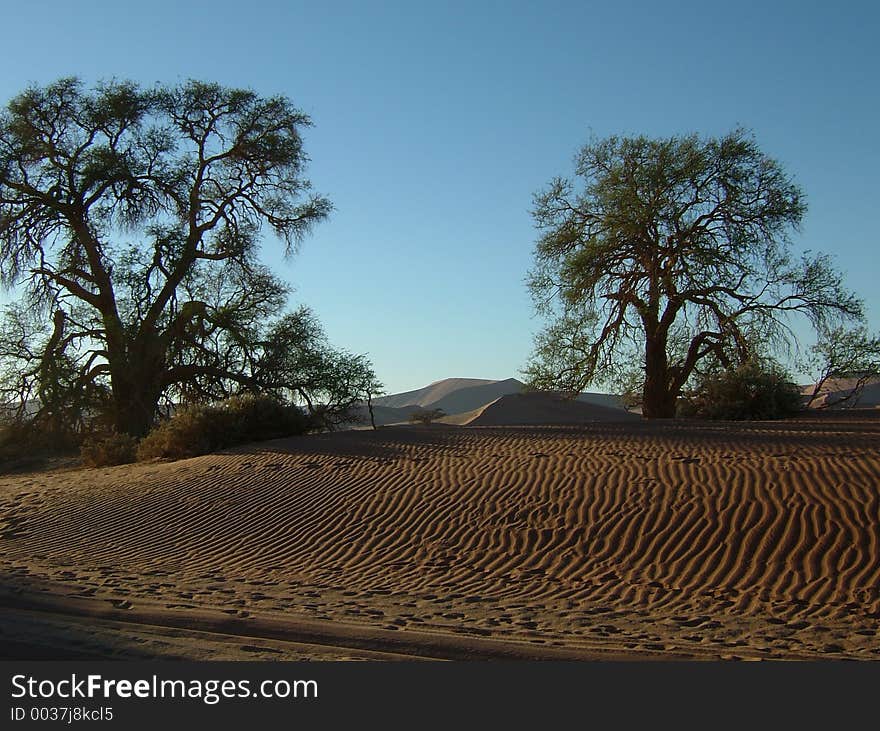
[[1, 0, 877, 394]]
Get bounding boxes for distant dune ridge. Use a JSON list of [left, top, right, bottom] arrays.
[[461, 392, 638, 426], [372, 378, 496, 409], [801, 376, 880, 409], [362, 377, 630, 427]]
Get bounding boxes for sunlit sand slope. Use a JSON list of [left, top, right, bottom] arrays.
[[1, 412, 879, 659], [463, 392, 637, 426]]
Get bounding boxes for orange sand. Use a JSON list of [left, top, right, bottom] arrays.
[[1, 411, 879, 659]]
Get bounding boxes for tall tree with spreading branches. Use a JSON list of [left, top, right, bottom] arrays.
[[0, 78, 374, 437], [526, 129, 864, 418]]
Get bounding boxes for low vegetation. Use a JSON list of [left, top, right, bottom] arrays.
[[136, 394, 309, 461], [678, 362, 803, 421], [0, 418, 79, 473], [0, 393, 311, 469], [80, 431, 139, 467], [409, 408, 446, 425]]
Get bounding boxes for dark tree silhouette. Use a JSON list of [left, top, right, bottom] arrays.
[[0, 78, 376, 437], [526, 130, 864, 418]]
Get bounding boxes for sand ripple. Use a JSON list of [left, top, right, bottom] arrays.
[[2, 412, 879, 659]]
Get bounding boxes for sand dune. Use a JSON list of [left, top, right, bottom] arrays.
[[463, 392, 637, 426], [575, 391, 627, 409], [353, 403, 421, 427], [373, 378, 497, 409], [1, 411, 879, 659], [361, 377, 629, 427], [803, 377, 880, 409], [420, 378, 526, 415]]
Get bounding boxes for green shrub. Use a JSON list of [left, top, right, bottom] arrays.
[[80, 431, 138, 467], [679, 362, 803, 420], [221, 393, 308, 442], [137, 394, 308, 461]]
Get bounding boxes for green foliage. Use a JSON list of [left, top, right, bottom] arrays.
[[527, 129, 863, 418], [136, 394, 309, 461], [409, 408, 446, 425], [0, 304, 112, 440], [678, 362, 803, 420], [80, 431, 138, 467], [0, 78, 335, 438], [258, 308, 383, 430]]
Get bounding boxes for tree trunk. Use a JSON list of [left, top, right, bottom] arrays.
[[108, 343, 163, 438], [642, 334, 677, 418], [111, 376, 158, 438], [366, 392, 377, 430]]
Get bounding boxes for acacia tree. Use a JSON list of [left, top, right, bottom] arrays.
[[256, 308, 383, 429], [0, 78, 362, 437], [526, 129, 864, 418]]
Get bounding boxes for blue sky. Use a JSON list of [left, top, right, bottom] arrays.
[[1, 1, 877, 394]]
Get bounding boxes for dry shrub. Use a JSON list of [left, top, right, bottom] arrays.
[[0, 417, 83, 474], [137, 394, 308, 461], [80, 431, 138, 467]]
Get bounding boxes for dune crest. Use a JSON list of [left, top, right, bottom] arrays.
[[462, 392, 637, 426], [361, 376, 629, 427]]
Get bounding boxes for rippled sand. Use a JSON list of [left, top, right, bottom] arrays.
[[1, 412, 878, 659]]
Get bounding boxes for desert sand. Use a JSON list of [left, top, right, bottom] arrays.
[[359, 377, 627, 427], [1, 409, 879, 660]]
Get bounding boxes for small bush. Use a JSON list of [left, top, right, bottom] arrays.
[[136, 403, 216, 461], [137, 394, 308, 461], [679, 362, 803, 420], [409, 408, 446, 425], [0, 415, 79, 452], [222, 393, 308, 442], [0, 418, 67, 472], [0, 418, 38, 450], [80, 431, 138, 467]]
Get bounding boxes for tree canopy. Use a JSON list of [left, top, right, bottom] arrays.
[[0, 78, 376, 437], [526, 129, 864, 418]]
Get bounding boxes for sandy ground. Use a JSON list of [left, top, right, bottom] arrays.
[[1, 411, 879, 660]]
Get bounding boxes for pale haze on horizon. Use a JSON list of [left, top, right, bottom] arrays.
[[0, 0, 877, 394]]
